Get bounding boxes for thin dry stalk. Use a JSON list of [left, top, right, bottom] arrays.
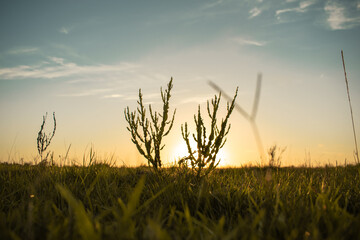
[[341, 50, 359, 164]]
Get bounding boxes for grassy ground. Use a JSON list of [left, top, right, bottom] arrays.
[[1, 163, 360, 239]]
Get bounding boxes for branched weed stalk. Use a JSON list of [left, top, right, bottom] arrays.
[[124, 78, 176, 170], [180, 88, 238, 178], [37, 112, 56, 164]]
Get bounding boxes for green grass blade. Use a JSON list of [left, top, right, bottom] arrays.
[[56, 184, 100, 240]]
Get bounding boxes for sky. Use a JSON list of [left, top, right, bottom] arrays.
[[1, 0, 360, 167]]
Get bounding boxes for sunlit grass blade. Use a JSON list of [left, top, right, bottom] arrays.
[[56, 184, 100, 240]]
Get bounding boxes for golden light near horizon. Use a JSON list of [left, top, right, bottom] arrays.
[[170, 140, 229, 167], [0, 1, 359, 167]]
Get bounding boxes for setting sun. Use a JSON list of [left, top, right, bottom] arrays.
[[0, 0, 359, 167], [171, 140, 229, 167], [1, 1, 360, 238]]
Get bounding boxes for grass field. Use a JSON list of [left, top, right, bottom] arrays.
[[1, 162, 360, 239]]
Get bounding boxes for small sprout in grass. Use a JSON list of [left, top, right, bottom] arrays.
[[180, 87, 238, 178], [124, 78, 176, 170], [37, 112, 56, 164]]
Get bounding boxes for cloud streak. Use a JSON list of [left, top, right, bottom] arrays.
[[101, 94, 124, 99], [0, 57, 140, 80], [324, 1, 360, 30], [181, 96, 210, 104], [0, 57, 173, 100], [7, 47, 39, 55], [249, 7, 262, 19], [59, 27, 70, 34], [203, 0, 225, 9], [276, 0, 315, 17], [232, 37, 266, 47], [58, 88, 113, 97]]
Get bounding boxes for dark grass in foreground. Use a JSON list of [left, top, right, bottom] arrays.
[[1, 163, 360, 239]]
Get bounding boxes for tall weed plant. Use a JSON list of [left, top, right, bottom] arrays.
[[124, 78, 176, 170], [180, 88, 238, 178], [37, 112, 56, 165]]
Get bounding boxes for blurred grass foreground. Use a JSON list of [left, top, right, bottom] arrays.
[[1, 163, 360, 239]]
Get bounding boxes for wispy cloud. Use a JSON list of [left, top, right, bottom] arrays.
[[7, 47, 39, 55], [49, 57, 64, 65], [59, 27, 70, 34], [276, 0, 315, 17], [232, 37, 266, 47], [324, 1, 360, 30], [203, 0, 225, 9], [101, 94, 123, 99], [181, 96, 210, 104], [0, 57, 140, 80], [249, 7, 262, 19], [123, 92, 161, 101], [58, 88, 113, 97], [0, 57, 173, 100], [52, 44, 84, 60]]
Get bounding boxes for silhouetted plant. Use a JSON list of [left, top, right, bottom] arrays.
[[267, 144, 286, 168], [37, 112, 56, 164], [124, 78, 176, 170], [180, 88, 238, 178]]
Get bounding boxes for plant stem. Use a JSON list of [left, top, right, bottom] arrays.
[[341, 50, 359, 164]]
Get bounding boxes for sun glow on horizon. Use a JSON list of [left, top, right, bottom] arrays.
[[171, 141, 230, 167]]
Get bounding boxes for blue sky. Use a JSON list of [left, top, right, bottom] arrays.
[[1, 0, 360, 166]]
